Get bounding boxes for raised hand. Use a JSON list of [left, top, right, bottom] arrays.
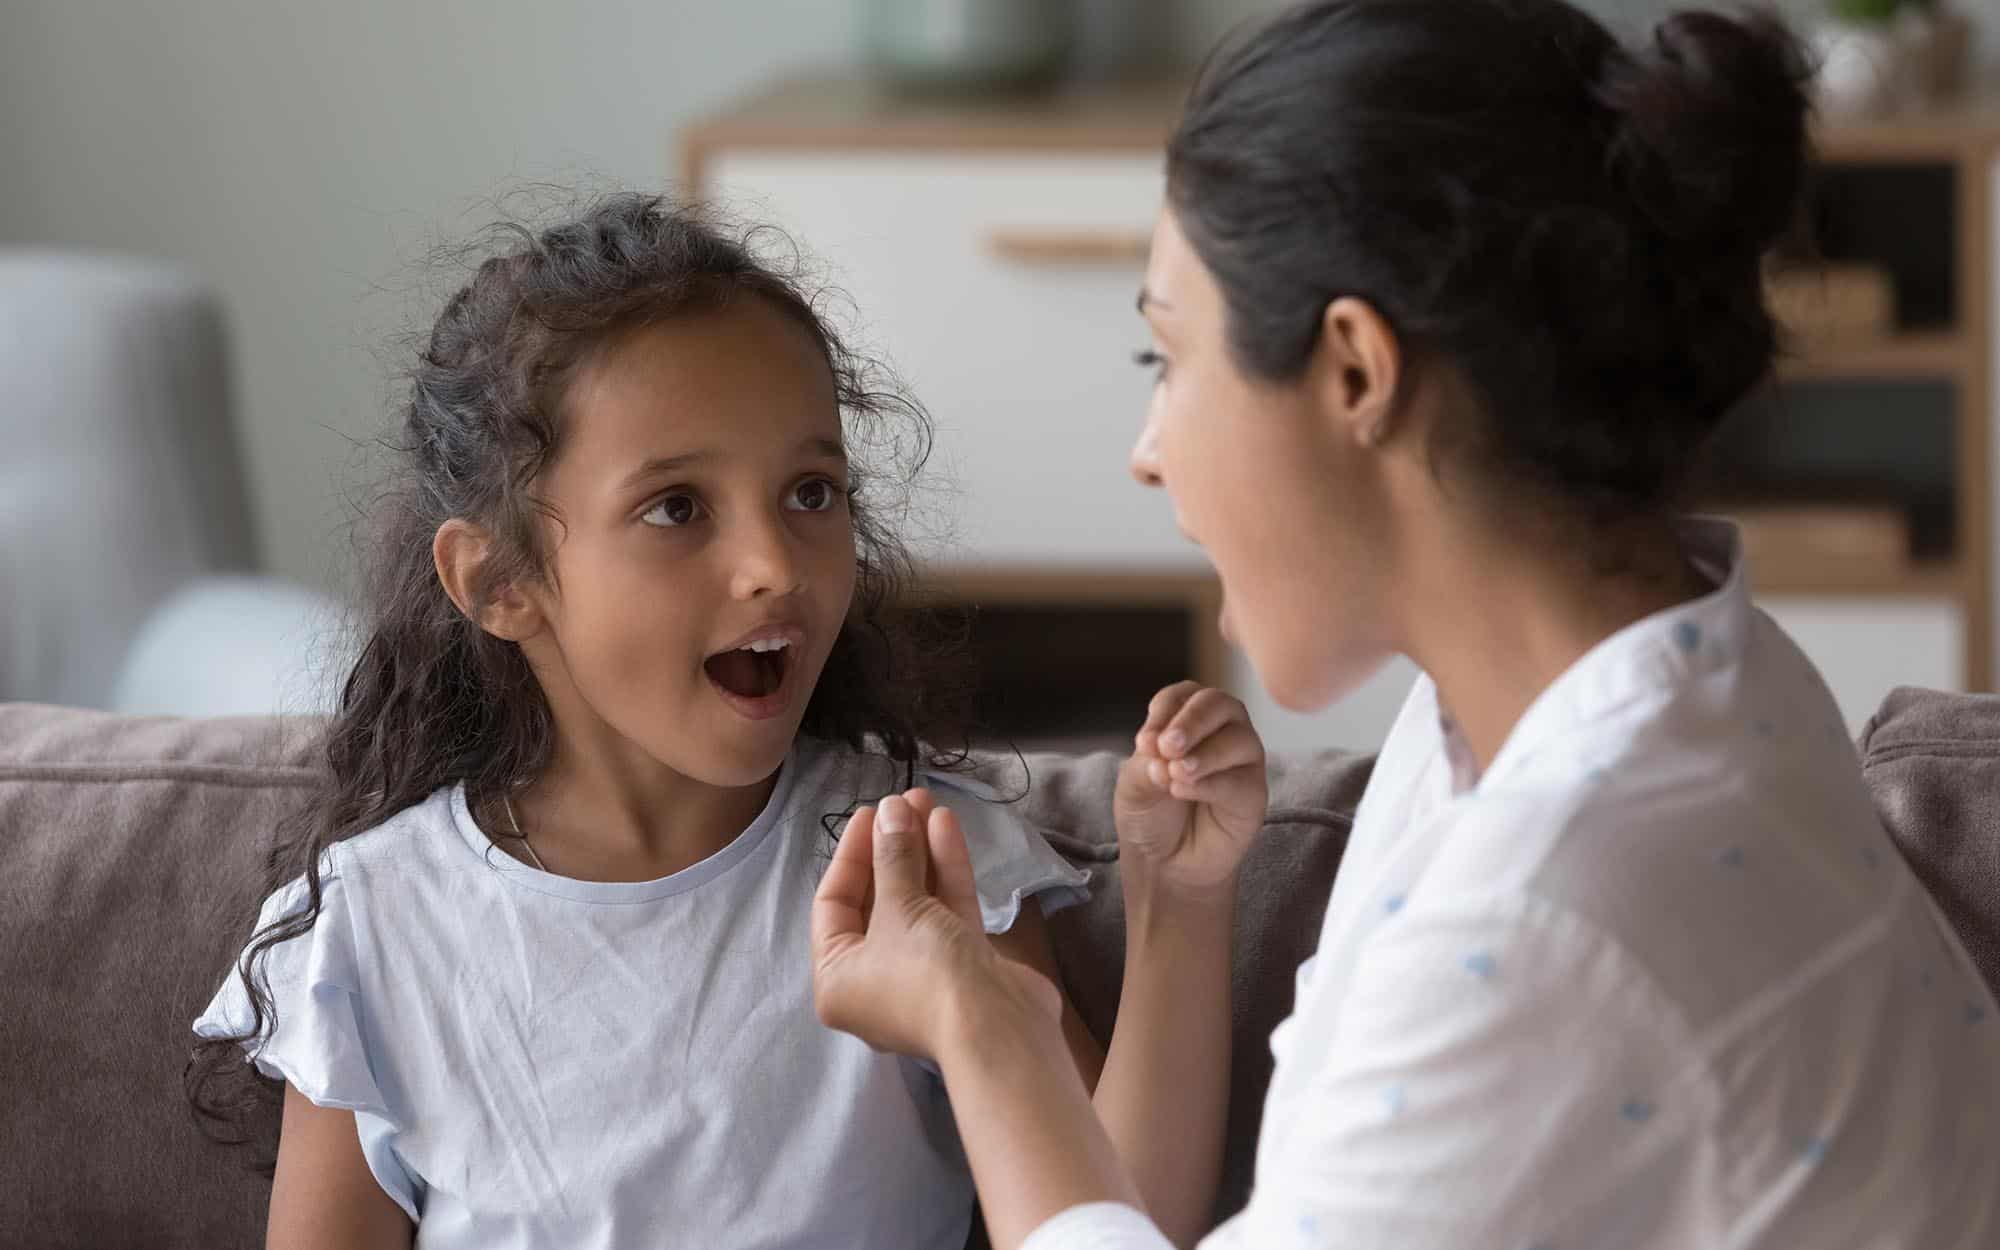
[[1114, 682, 1268, 901]]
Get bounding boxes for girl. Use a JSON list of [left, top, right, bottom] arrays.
[[810, 3, 2000, 1249], [188, 195, 1269, 1249]]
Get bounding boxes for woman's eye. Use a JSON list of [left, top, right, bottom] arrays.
[[788, 478, 845, 513], [1133, 348, 1168, 381], [641, 493, 702, 528]]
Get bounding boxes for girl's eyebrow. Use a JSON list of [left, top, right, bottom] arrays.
[[617, 437, 847, 491]]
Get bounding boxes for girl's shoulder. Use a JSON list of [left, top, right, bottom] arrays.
[[329, 782, 471, 874]]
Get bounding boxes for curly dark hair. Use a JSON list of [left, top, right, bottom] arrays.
[[185, 192, 969, 1163]]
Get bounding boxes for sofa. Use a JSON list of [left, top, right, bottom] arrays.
[[2, 686, 1995, 1248]]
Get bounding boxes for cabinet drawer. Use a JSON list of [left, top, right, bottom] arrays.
[[709, 151, 1184, 567]]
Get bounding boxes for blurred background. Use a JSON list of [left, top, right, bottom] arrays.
[[2, 0, 1995, 754]]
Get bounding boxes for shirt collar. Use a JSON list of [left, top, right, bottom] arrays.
[[1439, 516, 1749, 794]]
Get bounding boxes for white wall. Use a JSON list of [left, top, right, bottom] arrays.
[[0, 0, 857, 591]]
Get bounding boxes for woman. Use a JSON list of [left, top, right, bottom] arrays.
[[810, 2, 2000, 1248]]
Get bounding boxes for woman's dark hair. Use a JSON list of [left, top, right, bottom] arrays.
[[185, 192, 966, 1162], [1166, 0, 1814, 524]]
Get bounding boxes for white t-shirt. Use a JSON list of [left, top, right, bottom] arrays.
[[1024, 519, 2000, 1250], [196, 735, 1090, 1250]]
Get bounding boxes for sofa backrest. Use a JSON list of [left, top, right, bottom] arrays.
[[5, 687, 1994, 1247], [1859, 686, 2000, 998]]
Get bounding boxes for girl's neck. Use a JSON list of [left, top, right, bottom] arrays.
[[500, 744, 781, 883], [1399, 513, 1711, 778]]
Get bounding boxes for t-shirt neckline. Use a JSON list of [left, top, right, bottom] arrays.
[[447, 753, 798, 904]]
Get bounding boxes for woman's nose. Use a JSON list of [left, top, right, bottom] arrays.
[[1129, 417, 1165, 489]]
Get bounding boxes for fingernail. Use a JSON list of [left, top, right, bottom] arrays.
[[1160, 729, 1187, 755], [1173, 756, 1198, 776], [1148, 760, 1168, 787], [879, 796, 910, 832]]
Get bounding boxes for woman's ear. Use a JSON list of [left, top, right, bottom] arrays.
[[1315, 296, 1403, 448], [433, 519, 543, 642]]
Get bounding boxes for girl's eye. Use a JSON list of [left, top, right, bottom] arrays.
[[641, 493, 702, 528], [1133, 348, 1168, 382], [788, 477, 846, 514]]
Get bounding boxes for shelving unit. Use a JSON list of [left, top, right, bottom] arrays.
[[1743, 109, 1996, 690]]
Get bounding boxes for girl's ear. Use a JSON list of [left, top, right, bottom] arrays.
[[433, 518, 543, 642], [1314, 295, 1403, 449]]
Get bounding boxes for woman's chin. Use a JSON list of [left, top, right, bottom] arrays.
[[1256, 647, 1393, 715]]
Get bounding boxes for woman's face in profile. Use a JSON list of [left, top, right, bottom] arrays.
[[1131, 208, 1398, 713]]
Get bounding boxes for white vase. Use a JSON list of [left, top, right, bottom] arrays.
[[1809, 19, 1910, 119]]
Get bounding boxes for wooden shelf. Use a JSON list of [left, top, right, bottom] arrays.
[[1814, 99, 2000, 163], [1778, 331, 1972, 382]]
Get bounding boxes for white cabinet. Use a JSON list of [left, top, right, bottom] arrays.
[[709, 152, 1181, 567]]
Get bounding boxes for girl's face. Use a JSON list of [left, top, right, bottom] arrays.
[[1132, 208, 1397, 711], [519, 297, 858, 789]]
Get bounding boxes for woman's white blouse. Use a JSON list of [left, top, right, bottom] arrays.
[[1024, 519, 2000, 1250]]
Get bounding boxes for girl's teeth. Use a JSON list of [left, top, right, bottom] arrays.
[[742, 638, 790, 654]]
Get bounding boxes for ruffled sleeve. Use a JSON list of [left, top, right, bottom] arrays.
[[193, 850, 424, 1219], [918, 769, 1093, 934]]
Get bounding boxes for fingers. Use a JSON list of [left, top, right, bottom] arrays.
[[812, 804, 876, 955], [926, 805, 983, 930], [1162, 720, 1264, 795], [899, 787, 939, 826], [871, 794, 932, 900], [1155, 688, 1254, 763], [1133, 680, 1204, 760]]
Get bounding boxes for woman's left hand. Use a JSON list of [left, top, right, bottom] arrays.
[[812, 792, 1061, 1061]]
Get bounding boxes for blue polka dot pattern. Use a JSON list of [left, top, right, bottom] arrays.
[[1463, 952, 1499, 980], [1673, 621, 1702, 653], [1384, 893, 1406, 915]]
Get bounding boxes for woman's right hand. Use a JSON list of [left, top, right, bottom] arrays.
[[812, 794, 1061, 1062], [1114, 681, 1268, 901]]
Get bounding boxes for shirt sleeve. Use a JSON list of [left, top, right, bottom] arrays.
[[918, 769, 1093, 934], [192, 851, 426, 1219], [1021, 1203, 1175, 1250]]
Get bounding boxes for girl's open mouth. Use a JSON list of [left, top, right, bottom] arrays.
[[704, 637, 794, 718]]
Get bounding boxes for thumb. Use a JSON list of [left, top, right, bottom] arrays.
[[926, 805, 982, 931], [872, 795, 931, 902]]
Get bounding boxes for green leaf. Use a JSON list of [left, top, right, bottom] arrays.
[[1828, 0, 1907, 22]]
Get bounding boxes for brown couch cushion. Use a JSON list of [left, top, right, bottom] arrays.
[[0, 705, 1367, 1246], [0, 704, 319, 1249], [1860, 686, 2000, 998]]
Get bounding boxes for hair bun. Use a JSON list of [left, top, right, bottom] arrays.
[[1597, 8, 1814, 259]]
